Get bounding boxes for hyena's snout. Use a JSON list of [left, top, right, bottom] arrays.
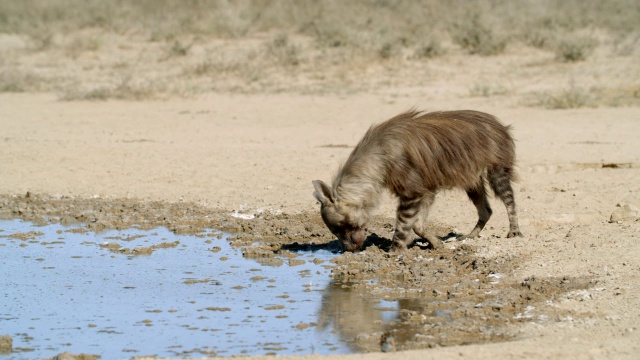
[[339, 228, 366, 252]]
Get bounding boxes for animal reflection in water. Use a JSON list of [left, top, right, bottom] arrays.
[[317, 280, 436, 352]]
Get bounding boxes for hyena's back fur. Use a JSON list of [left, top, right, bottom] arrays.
[[313, 110, 523, 252]]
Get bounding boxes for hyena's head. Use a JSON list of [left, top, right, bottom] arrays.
[[312, 180, 367, 252]]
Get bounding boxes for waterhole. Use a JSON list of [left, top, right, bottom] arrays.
[[0, 219, 431, 359], [0, 218, 592, 358]]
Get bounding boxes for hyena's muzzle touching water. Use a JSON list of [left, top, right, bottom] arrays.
[[313, 110, 523, 253]]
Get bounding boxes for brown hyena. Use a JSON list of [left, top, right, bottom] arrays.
[[312, 110, 523, 252]]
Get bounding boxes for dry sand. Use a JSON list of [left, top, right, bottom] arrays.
[[1, 90, 639, 359]]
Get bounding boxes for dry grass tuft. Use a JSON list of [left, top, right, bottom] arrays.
[[554, 34, 599, 62], [450, 11, 507, 56], [59, 77, 159, 101], [536, 87, 593, 109], [527, 83, 640, 109]]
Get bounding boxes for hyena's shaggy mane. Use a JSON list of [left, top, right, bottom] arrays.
[[332, 109, 517, 216]]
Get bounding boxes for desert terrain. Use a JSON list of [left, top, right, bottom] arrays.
[[1, 1, 639, 359]]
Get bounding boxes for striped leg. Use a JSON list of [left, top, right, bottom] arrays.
[[489, 166, 523, 238], [461, 178, 492, 239], [390, 196, 423, 252], [412, 193, 443, 249]]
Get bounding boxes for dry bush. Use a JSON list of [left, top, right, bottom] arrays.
[[450, 11, 507, 56], [1, 0, 638, 48], [412, 36, 444, 59], [166, 40, 192, 58], [1, 0, 639, 99], [537, 87, 593, 109], [554, 34, 599, 62], [527, 82, 640, 109], [0, 68, 46, 92], [265, 33, 300, 66], [469, 83, 510, 98], [64, 34, 102, 58], [59, 77, 159, 101]]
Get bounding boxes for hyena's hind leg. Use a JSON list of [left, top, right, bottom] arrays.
[[488, 166, 523, 238], [460, 177, 493, 240]]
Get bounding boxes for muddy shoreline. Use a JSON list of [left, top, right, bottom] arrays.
[[0, 193, 598, 355]]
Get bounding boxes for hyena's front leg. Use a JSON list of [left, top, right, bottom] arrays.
[[391, 195, 442, 251], [412, 193, 443, 249]]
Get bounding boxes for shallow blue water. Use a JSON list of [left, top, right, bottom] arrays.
[[0, 219, 354, 359]]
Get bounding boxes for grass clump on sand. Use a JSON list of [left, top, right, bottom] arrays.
[[537, 87, 593, 109], [554, 34, 599, 62], [450, 10, 507, 56]]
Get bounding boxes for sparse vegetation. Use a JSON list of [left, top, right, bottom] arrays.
[[536, 86, 593, 109], [469, 83, 510, 97], [0, 0, 638, 100], [0, 68, 46, 93], [412, 37, 444, 59], [450, 11, 507, 56], [378, 42, 394, 60], [529, 83, 640, 109], [0, 70, 27, 92], [554, 34, 599, 62], [266, 33, 300, 66], [167, 40, 192, 58], [59, 77, 159, 101], [530, 82, 638, 109]]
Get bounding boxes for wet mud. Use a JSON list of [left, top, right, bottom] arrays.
[[0, 193, 597, 356]]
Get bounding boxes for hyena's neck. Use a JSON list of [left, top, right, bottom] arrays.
[[333, 154, 387, 216]]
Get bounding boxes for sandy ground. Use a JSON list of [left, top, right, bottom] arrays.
[[1, 90, 639, 359]]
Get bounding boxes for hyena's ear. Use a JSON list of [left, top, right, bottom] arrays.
[[312, 180, 335, 205]]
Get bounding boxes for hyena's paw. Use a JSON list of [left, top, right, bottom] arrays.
[[424, 236, 443, 250], [507, 229, 523, 238], [458, 229, 481, 241], [427, 238, 444, 250], [389, 242, 407, 253]]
